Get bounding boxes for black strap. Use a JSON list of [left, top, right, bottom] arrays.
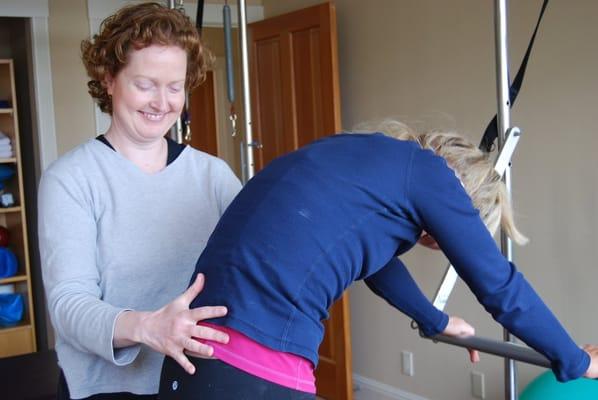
[[479, 0, 549, 152], [196, 0, 205, 34]]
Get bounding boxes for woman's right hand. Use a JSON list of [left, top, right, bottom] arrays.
[[583, 344, 598, 378], [442, 315, 480, 363], [115, 273, 229, 374]]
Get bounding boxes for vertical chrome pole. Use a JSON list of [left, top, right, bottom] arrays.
[[238, 0, 256, 181], [494, 1, 517, 399], [167, 0, 184, 143]]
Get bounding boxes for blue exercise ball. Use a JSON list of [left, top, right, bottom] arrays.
[[520, 371, 598, 400]]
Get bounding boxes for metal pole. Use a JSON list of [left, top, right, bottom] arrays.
[[494, 1, 517, 399], [167, 0, 184, 143], [237, 0, 256, 182]]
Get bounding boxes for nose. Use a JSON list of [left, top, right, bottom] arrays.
[[150, 88, 168, 112]]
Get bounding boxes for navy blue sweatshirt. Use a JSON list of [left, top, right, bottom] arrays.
[[190, 133, 589, 382]]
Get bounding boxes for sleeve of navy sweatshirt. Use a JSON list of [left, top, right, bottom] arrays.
[[406, 148, 589, 382], [364, 257, 449, 337]]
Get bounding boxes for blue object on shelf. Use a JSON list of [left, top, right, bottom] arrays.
[[0, 165, 15, 192], [0, 100, 10, 108], [0, 247, 18, 278], [0, 165, 14, 180], [0, 293, 24, 326]]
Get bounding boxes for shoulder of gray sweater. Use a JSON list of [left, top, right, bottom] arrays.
[[42, 138, 106, 178], [182, 146, 238, 179]]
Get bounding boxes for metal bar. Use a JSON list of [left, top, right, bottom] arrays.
[[432, 263, 458, 311], [237, 0, 256, 182], [494, 127, 521, 176], [223, 4, 235, 103], [424, 334, 551, 369], [494, 1, 518, 398]]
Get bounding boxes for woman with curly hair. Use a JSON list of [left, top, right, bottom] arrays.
[[38, 3, 240, 399]]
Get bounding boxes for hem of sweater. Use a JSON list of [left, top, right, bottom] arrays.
[[555, 348, 591, 382], [198, 322, 315, 393], [208, 315, 320, 367], [434, 312, 450, 335], [111, 309, 141, 366], [417, 310, 448, 337]]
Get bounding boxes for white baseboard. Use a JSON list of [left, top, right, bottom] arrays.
[[352, 374, 430, 400]]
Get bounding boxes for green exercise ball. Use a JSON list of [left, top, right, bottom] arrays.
[[520, 371, 598, 400]]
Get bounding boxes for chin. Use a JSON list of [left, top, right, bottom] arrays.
[[139, 119, 176, 136]]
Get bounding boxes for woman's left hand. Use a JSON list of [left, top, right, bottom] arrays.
[[442, 316, 480, 363], [115, 273, 229, 374]]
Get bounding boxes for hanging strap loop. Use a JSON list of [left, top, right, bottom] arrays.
[[479, 0, 549, 152]]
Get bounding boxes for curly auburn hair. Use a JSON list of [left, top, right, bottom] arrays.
[[81, 2, 212, 114]]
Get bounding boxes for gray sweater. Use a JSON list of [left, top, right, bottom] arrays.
[[38, 139, 241, 398]]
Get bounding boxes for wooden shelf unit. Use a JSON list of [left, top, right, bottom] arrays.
[[0, 59, 37, 357]]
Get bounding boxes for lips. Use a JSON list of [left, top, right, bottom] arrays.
[[139, 111, 167, 122]]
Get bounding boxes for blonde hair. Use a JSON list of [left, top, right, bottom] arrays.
[[353, 119, 528, 245]]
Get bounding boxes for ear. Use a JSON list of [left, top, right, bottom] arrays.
[[104, 74, 115, 96], [418, 232, 441, 250]]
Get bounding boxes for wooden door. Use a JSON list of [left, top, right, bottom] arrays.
[[249, 4, 352, 399], [185, 71, 219, 156]]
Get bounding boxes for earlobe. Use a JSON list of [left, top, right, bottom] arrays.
[[104, 75, 115, 96], [418, 232, 441, 250]]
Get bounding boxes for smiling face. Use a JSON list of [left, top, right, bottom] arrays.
[[105, 45, 187, 144]]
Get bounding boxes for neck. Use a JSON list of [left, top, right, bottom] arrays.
[[104, 129, 168, 174]]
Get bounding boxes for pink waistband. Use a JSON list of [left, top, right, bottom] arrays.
[[196, 322, 316, 393]]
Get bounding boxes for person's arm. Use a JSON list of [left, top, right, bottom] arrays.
[[364, 257, 449, 336], [39, 169, 229, 373], [365, 258, 481, 362], [39, 169, 138, 365], [407, 148, 591, 381]]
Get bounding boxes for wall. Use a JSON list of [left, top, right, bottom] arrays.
[[263, 1, 598, 399], [48, 0, 95, 156]]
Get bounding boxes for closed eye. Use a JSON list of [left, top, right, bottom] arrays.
[[134, 81, 154, 91], [168, 84, 184, 94]]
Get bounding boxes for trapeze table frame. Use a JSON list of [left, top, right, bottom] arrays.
[[423, 2, 545, 399]]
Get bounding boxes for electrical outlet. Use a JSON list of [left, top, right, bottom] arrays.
[[471, 371, 485, 399], [401, 351, 414, 376]]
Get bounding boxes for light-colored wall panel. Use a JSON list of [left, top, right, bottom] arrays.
[[48, 0, 95, 156]]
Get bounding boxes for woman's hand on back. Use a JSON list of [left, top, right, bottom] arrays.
[[115, 273, 229, 374]]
